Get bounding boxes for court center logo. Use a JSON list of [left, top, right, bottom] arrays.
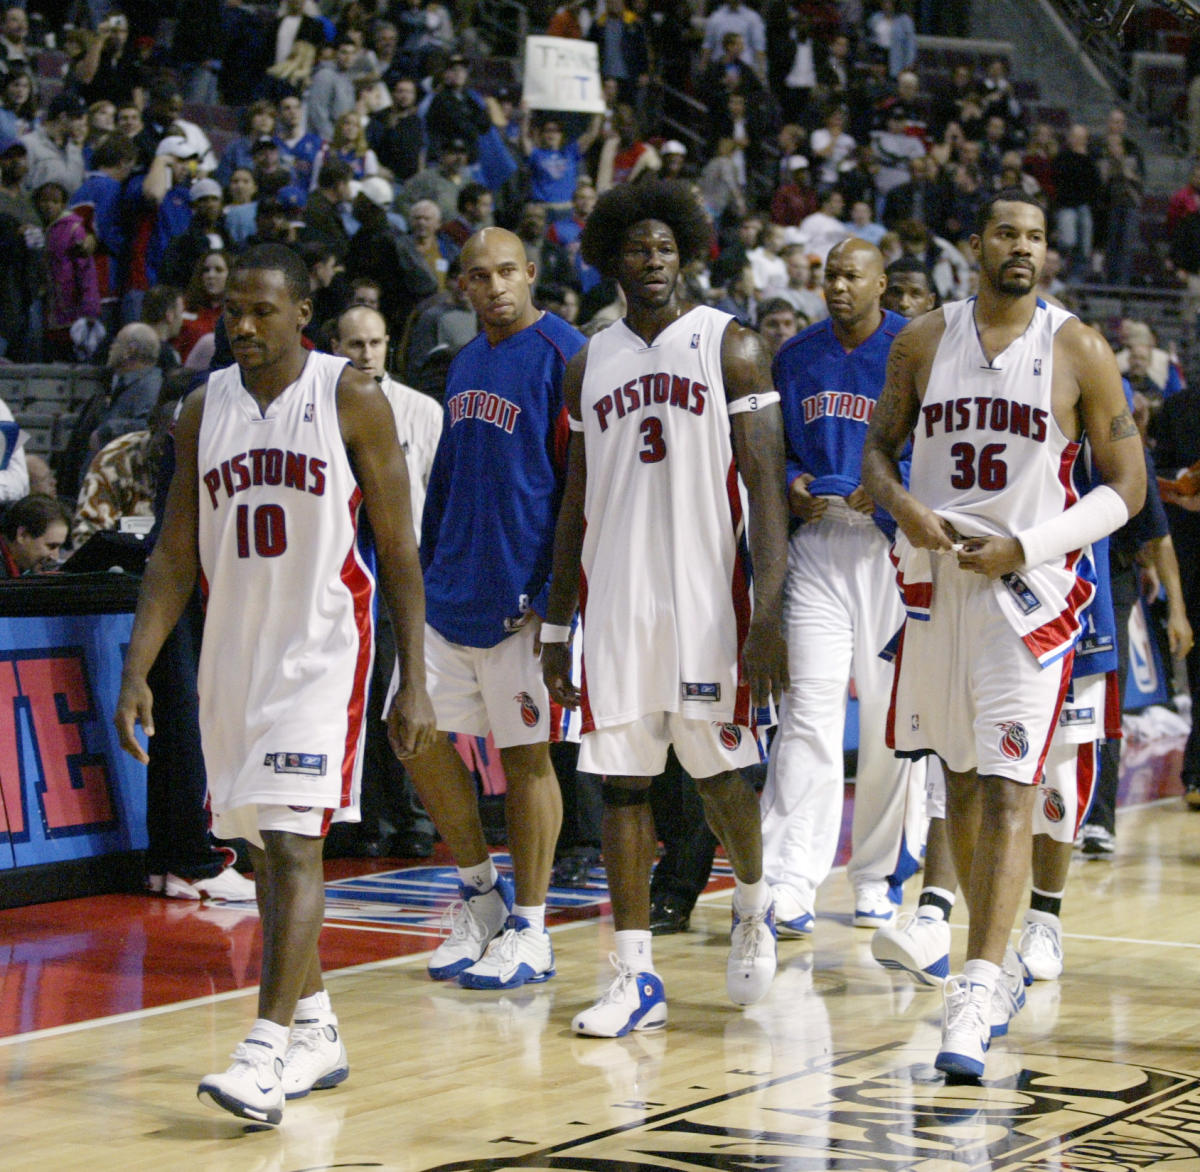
[[515, 691, 540, 728], [997, 720, 1030, 761]]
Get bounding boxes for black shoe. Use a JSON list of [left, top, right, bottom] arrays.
[[649, 893, 692, 936], [551, 851, 598, 888], [387, 830, 436, 858]]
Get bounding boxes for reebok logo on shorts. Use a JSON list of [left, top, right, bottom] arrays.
[[515, 691, 540, 727], [683, 682, 720, 701], [264, 752, 327, 775], [715, 723, 742, 750], [1060, 707, 1095, 726], [996, 721, 1030, 761]]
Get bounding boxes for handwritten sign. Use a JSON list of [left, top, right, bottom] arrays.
[[523, 36, 606, 113]]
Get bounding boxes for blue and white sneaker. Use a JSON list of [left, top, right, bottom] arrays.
[[197, 1039, 285, 1125], [871, 912, 951, 986], [935, 975, 991, 1078], [770, 884, 814, 937], [573, 954, 668, 1037], [988, 945, 1031, 1038], [458, 914, 555, 989], [727, 900, 777, 1006], [281, 1018, 349, 1099], [853, 881, 897, 928], [427, 873, 515, 981]]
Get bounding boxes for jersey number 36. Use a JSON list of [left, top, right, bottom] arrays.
[[949, 441, 1008, 492]]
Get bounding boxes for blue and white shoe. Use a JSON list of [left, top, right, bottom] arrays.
[[871, 912, 951, 986], [853, 881, 897, 928], [427, 873, 515, 981], [935, 975, 991, 1078], [770, 884, 814, 937], [988, 945, 1031, 1038], [198, 1040, 285, 1125], [727, 900, 777, 1006], [281, 1019, 349, 1100], [573, 954, 668, 1037], [458, 914, 555, 989]]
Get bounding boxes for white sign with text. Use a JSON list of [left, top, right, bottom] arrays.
[[523, 36, 606, 113]]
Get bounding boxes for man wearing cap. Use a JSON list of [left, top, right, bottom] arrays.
[[158, 178, 232, 290], [144, 137, 203, 287], [660, 140, 688, 180], [0, 136, 37, 230], [22, 92, 86, 197], [425, 54, 492, 158]]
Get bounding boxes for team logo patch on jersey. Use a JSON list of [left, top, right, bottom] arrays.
[[303, 403, 314, 421], [515, 692, 540, 727], [1041, 787, 1065, 823], [289, 805, 313, 813], [264, 752, 327, 776], [683, 682, 721, 702], [997, 721, 1030, 761], [715, 723, 742, 750]]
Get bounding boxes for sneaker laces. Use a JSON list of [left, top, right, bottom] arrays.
[[228, 1040, 281, 1076], [480, 924, 521, 964], [943, 975, 987, 1032], [596, 953, 638, 1004], [441, 896, 489, 946], [285, 1021, 332, 1058], [1022, 920, 1060, 957], [732, 907, 770, 963]]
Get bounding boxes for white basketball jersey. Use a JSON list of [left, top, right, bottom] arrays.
[[576, 305, 751, 730], [196, 351, 375, 812], [904, 297, 1092, 663]]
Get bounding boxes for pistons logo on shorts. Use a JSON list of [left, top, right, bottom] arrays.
[[716, 723, 742, 751], [997, 720, 1030, 761], [515, 691, 540, 727], [1041, 787, 1065, 823], [289, 805, 313, 813]]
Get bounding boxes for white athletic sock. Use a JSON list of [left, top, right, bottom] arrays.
[[245, 1018, 289, 1058], [512, 903, 545, 932], [293, 989, 333, 1024], [615, 929, 654, 973], [458, 857, 499, 895], [734, 877, 772, 916], [962, 958, 1000, 995]]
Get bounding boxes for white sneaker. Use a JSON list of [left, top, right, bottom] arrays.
[[988, 945, 1031, 1038], [935, 975, 990, 1078], [458, 915, 555, 989], [1018, 912, 1064, 981], [853, 880, 896, 928], [194, 866, 257, 902], [197, 1040, 284, 1125], [573, 954, 668, 1037], [770, 884, 814, 937], [871, 912, 951, 986], [427, 874, 514, 981], [282, 1018, 349, 1100], [727, 901, 777, 1006]]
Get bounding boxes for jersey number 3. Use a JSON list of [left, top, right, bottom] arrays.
[[236, 503, 288, 558], [639, 416, 667, 464], [949, 441, 1008, 491]]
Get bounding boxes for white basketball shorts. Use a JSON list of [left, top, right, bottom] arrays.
[[579, 711, 761, 779], [212, 800, 358, 848]]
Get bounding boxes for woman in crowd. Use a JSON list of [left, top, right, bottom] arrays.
[[175, 250, 229, 365]]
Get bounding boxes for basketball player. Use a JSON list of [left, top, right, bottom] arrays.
[[862, 189, 1145, 1077], [541, 180, 790, 1036], [115, 243, 436, 1124], [760, 236, 925, 938], [880, 256, 937, 321], [403, 227, 586, 990]]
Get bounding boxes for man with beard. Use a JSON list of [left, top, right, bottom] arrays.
[[862, 189, 1145, 1078]]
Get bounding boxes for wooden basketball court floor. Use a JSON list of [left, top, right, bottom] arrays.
[[2, 737, 1200, 1172]]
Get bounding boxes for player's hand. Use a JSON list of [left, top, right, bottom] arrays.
[[542, 641, 580, 708], [894, 499, 955, 551], [1169, 608, 1194, 660], [1161, 488, 1200, 512], [741, 614, 788, 709], [788, 473, 827, 522], [114, 675, 154, 764], [386, 683, 437, 760], [846, 485, 875, 515], [956, 535, 1024, 579]]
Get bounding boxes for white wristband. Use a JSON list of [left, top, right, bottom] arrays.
[[539, 623, 572, 643], [1016, 484, 1129, 569]]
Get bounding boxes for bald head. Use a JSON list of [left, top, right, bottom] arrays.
[[333, 304, 390, 378], [828, 236, 884, 278], [459, 227, 539, 342], [824, 237, 886, 340]]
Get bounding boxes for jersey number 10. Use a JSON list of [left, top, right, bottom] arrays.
[[235, 503, 288, 558]]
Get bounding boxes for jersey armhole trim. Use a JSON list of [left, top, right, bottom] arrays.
[[567, 414, 584, 432]]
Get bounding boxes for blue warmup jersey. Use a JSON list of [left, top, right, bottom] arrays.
[[421, 311, 586, 648], [774, 309, 909, 537]]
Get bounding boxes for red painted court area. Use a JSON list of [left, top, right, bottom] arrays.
[[0, 738, 1186, 1039]]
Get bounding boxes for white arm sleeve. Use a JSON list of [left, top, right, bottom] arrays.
[[1016, 484, 1129, 569]]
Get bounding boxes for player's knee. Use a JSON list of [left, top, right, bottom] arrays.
[[692, 769, 745, 802], [601, 781, 651, 807]]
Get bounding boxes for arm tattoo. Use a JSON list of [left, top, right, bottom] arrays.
[[1109, 410, 1139, 441]]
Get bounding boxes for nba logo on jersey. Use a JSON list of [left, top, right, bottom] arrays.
[[910, 714, 919, 731], [716, 723, 742, 750], [303, 403, 314, 421], [997, 720, 1029, 761], [690, 333, 700, 349], [1033, 359, 1042, 376], [515, 691, 540, 727]]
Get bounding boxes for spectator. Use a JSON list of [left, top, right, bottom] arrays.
[[788, 186, 851, 263], [36, 180, 101, 363], [216, 100, 278, 188], [69, 12, 145, 108], [0, 391, 27, 501], [408, 197, 454, 288], [1022, 121, 1058, 202], [712, 256, 758, 325], [700, 30, 767, 104], [872, 106, 927, 197], [771, 243, 829, 322], [810, 104, 855, 192], [0, 134, 38, 229], [930, 63, 978, 140], [768, 9, 822, 127], [272, 0, 326, 68], [348, 274, 383, 310], [757, 295, 800, 355], [307, 35, 361, 143], [24, 453, 55, 498], [276, 92, 323, 192], [367, 75, 426, 184], [547, 0, 586, 39], [980, 57, 1024, 136], [699, 135, 746, 224], [1051, 124, 1100, 280], [141, 284, 184, 370], [424, 53, 492, 158], [438, 180, 491, 248], [520, 111, 602, 216], [1098, 131, 1142, 286], [364, 19, 404, 83], [1116, 320, 1184, 405], [700, 0, 766, 78], [223, 168, 258, 246], [589, 0, 651, 106], [399, 137, 471, 223], [401, 255, 476, 393], [546, 179, 603, 294], [313, 110, 381, 188], [245, 194, 297, 249], [71, 409, 166, 547], [1168, 159, 1200, 237], [535, 280, 580, 324], [159, 178, 232, 292], [143, 137, 201, 289], [748, 221, 787, 297], [895, 216, 971, 302], [0, 495, 69, 576], [171, 0, 226, 105], [846, 197, 886, 245], [1037, 245, 1067, 300], [940, 161, 987, 240], [175, 249, 230, 364], [660, 140, 688, 181], [218, 0, 273, 106], [708, 91, 766, 196], [0, 5, 30, 68], [22, 91, 87, 197], [0, 66, 37, 138], [256, 37, 318, 106], [868, 0, 917, 78], [816, 29, 854, 110], [302, 155, 355, 257]]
